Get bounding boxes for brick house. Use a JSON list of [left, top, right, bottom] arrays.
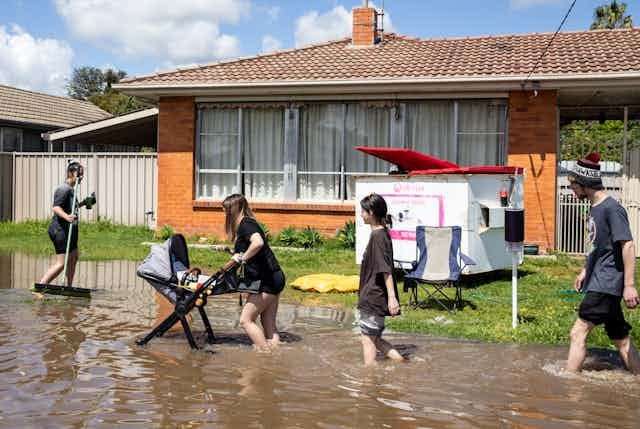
[[115, 6, 640, 251]]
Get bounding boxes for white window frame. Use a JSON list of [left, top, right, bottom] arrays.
[[195, 99, 509, 202]]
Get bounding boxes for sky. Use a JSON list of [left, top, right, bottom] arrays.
[[0, 0, 638, 96]]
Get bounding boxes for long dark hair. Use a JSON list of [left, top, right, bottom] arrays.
[[360, 193, 392, 228], [222, 194, 254, 241]]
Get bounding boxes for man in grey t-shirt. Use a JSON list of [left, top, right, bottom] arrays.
[[566, 153, 640, 374]]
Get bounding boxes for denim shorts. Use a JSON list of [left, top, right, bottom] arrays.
[[359, 311, 385, 337]]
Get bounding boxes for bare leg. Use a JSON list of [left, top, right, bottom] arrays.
[[374, 337, 406, 362], [567, 318, 593, 373], [260, 293, 280, 347], [613, 337, 640, 375], [39, 254, 66, 284], [240, 293, 276, 350], [66, 249, 79, 286], [361, 334, 378, 366]]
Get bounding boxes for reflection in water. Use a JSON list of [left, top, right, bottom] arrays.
[[1, 252, 640, 428]]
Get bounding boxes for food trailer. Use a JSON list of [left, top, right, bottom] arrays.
[[355, 147, 525, 274]]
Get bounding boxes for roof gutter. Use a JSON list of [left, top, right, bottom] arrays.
[[113, 72, 640, 100]]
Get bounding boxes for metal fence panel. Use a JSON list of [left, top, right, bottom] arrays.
[[622, 147, 640, 255], [0, 153, 12, 221], [12, 153, 157, 226]]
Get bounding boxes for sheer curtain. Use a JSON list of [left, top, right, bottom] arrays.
[[405, 101, 455, 163], [242, 108, 285, 200], [344, 104, 392, 198], [298, 104, 342, 201], [198, 108, 238, 198], [457, 102, 507, 166]]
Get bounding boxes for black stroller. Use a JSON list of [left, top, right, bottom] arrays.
[[136, 234, 238, 349]]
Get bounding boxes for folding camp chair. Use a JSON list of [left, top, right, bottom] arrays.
[[397, 226, 475, 312], [136, 234, 238, 350]]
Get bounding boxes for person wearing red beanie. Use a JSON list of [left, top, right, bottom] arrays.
[[567, 153, 640, 374]]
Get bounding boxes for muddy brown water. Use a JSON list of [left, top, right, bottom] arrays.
[[1, 252, 639, 428]]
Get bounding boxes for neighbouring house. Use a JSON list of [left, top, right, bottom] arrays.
[[43, 108, 158, 152], [0, 84, 111, 152], [114, 5, 640, 252]]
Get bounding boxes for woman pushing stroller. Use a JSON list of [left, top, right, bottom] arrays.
[[221, 194, 285, 351]]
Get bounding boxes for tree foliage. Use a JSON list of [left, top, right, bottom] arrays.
[[560, 120, 640, 163], [67, 66, 148, 115], [590, 0, 633, 30]]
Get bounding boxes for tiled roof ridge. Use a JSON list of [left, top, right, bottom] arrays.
[[120, 35, 355, 84], [392, 26, 639, 43], [0, 84, 111, 115]]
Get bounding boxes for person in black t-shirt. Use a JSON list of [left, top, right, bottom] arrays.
[[358, 193, 405, 366], [566, 153, 640, 374], [222, 194, 284, 350], [39, 161, 89, 287]]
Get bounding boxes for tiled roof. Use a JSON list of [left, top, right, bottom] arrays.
[[119, 28, 640, 86], [0, 85, 111, 128]]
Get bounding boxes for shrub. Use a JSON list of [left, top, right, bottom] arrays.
[[298, 226, 323, 248], [258, 221, 272, 242], [336, 220, 356, 249], [158, 224, 175, 240], [277, 226, 299, 247]]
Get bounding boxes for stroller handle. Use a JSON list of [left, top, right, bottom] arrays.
[[214, 259, 237, 276]]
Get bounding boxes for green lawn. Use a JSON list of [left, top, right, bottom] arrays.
[[2, 221, 639, 348]]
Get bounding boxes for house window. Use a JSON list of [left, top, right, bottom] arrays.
[[0, 127, 23, 152], [197, 107, 285, 200], [405, 101, 455, 163], [456, 101, 507, 166], [195, 99, 508, 202]]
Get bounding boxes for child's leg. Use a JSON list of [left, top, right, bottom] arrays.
[[361, 334, 378, 366], [39, 253, 65, 284], [66, 249, 79, 286], [374, 337, 406, 362]]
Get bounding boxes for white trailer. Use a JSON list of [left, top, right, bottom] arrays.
[[354, 148, 525, 274]]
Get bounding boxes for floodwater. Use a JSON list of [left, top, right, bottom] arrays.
[[1, 252, 639, 429]]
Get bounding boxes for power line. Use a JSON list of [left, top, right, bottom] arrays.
[[521, 0, 578, 90]]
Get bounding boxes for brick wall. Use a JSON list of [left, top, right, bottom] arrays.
[[157, 97, 354, 239], [508, 90, 557, 252], [352, 7, 377, 46]]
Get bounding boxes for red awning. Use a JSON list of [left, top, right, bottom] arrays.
[[410, 166, 525, 175], [356, 146, 523, 175], [355, 147, 458, 171]]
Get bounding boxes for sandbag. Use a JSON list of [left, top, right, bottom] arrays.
[[290, 274, 359, 293]]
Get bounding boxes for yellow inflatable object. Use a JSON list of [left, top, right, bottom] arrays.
[[290, 274, 360, 293]]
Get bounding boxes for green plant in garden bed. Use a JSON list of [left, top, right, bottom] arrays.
[[274, 226, 323, 248], [336, 220, 356, 249]]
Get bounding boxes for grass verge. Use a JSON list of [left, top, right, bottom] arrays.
[[2, 221, 639, 347]]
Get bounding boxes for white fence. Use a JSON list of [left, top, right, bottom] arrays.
[[3, 152, 157, 226], [556, 154, 640, 255], [622, 147, 640, 255]]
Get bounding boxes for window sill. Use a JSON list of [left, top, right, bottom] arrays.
[[192, 199, 355, 213]]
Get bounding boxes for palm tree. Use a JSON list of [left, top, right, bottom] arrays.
[[590, 1, 633, 30]]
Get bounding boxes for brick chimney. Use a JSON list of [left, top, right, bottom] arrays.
[[352, 1, 377, 46]]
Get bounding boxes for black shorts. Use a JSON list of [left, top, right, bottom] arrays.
[[48, 225, 78, 255], [578, 291, 632, 340], [260, 270, 285, 295]]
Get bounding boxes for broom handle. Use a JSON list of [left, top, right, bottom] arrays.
[[62, 178, 79, 286]]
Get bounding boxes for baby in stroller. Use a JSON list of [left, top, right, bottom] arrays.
[[136, 233, 238, 349]]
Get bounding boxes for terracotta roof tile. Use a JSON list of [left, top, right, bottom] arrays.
[[119, 28, 640, 87], [0, 85, 111, 128]]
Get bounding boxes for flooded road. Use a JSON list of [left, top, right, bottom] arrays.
[[1, 252, 639, 428]]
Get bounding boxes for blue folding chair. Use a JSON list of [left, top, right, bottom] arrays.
[[397, 226, 476, 312]]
